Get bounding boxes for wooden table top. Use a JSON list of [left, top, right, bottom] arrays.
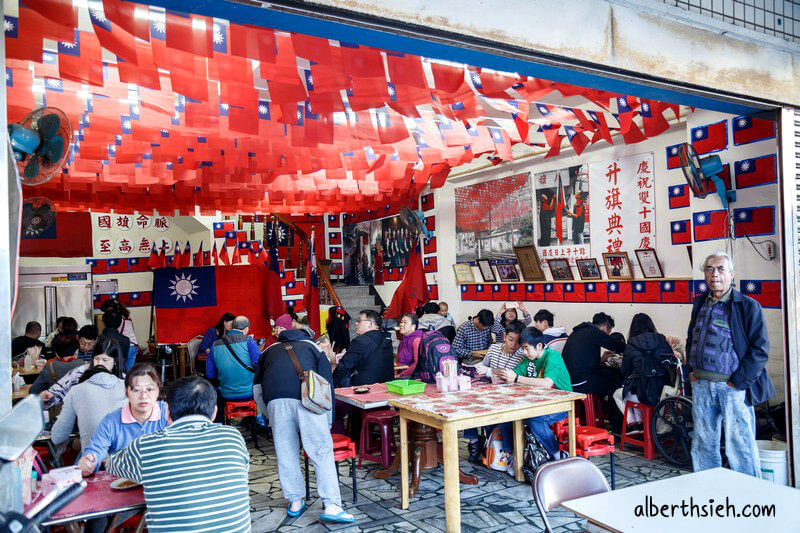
[[12, 385, 32, 401]]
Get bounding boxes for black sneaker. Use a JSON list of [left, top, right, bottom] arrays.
[[467, 436, 485, 464]]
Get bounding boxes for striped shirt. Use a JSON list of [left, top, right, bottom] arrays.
[[482, 343, 525, 370], [106, 415, 251, 532]]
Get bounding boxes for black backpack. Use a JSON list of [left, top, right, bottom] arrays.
[[414, 330, 457, 383], [634, 350, 672, 405]]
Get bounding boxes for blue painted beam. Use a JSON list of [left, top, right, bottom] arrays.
[[144, 0, 763, 115]]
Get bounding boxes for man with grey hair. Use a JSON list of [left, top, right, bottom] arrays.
[[206, 314, 261, 401], [686, 252, 774, 477]]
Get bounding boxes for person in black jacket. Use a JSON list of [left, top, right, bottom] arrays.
[[332, 309, 393, 388], [252, 328, 356, 524], [562, 312, 626, 396], [101, 311, 131, 373], [613, 313, 675, 429]]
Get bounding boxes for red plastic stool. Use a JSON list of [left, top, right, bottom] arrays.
[[223, 399, 259, 449], [578, 394, 606, 428], [358, 409, 398, 469], [305, 433, 358, 503], [619, 400, 656, 459], [560, 425, 616, 489]]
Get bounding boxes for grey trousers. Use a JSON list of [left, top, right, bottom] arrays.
[[266, 398, 342, 506]]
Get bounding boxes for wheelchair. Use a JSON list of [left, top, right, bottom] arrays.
[[650, 356, 694, 468]]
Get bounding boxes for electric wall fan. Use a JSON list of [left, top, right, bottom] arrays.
[[21, 197, 57, 237], [8, 107, 72, 185], [677, 142, 736, 209], [399, 205, 434, 240]]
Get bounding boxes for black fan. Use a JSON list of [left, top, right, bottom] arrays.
[[399, 205, 434, 239], [8, 107, 73, 185], [22, 197, 56, 237]]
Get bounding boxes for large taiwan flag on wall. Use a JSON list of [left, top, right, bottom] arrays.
[[154, 265, 271, 343], [20, 211, 93, 257]]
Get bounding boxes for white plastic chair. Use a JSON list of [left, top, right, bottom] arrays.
[[545, 337, 567, 354], [186, 335, 204, 374], [533, 456, 611, 532]]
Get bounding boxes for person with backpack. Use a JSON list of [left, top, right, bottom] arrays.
[[206, 315, 261, 402], [612, 313, 675, 429], [396, 314, 425, 378]]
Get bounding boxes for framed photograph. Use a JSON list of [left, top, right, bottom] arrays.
[[548, 258, 574, 281], [477, 259, 497, 282], [635, 249, 664, 279], [602, 252, 634, 280], [452, 263, 476, 284], [513, 245, 545, 281], [575, 258, 603, 280], [496, 263, 520, 282]]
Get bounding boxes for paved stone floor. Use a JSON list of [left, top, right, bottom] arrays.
[[246, 432, 687, 532]]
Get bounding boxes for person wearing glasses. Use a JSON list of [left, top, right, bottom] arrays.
[[77, 363, 167, 475], [332, 309, 393, 388], [687, 252, 774, 477]]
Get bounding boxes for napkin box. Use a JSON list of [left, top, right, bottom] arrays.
[[41, 466, 82, 496]]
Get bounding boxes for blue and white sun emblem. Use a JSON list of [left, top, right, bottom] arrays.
[[169, 272, 199, 302]]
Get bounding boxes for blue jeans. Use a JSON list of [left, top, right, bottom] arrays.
[[500, 411, 567, 458], [691, 379, 761, 477]]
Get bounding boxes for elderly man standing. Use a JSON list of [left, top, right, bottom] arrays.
[[206, 315, 260, 401], [687, 252, 775, 477], [107, 376, 251, 532]]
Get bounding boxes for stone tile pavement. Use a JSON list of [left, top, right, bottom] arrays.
[[246, 432, 686, 532]]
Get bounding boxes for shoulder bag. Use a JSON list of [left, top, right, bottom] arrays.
[[284, 342, 331, 414], [221, 337, 255, 373]]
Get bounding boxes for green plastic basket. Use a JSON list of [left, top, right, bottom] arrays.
[[385, 379, 426, 395]]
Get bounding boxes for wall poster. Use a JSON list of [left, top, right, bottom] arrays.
[[343, 220, 382, 285], [455, 173, 534, 263], [533, 164, 591, 263]]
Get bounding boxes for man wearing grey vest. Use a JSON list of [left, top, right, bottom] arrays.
[[687, 253, 775, 477], [206, 316, 260, 401]]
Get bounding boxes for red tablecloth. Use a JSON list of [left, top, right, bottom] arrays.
[[335, 383, 437, 408], [26, 471, 144, 522]]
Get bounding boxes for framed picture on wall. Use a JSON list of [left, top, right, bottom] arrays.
[[548, 258, 574, 281], [635, 249, 664, 278], [513, 245, 545, 281], [453, 263, 476, 284], [496, 263, 520, 282], [576, 258, 602, 280], [602, 252, 634, 280], [477, 259, 496, 282]]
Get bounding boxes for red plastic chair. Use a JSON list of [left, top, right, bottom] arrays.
[[305, 433, 358, 503], [558, 423, 616, 488], [358, 409, 398, 469], [578, 394, 606, 428], [619, 400, 656, 459], [223, 399, 259, 449]]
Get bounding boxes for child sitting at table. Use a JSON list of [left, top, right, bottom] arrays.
[[494, 326, 573, 470]]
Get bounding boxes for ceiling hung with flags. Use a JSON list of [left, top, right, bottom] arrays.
[[5, 0, 685, 215]]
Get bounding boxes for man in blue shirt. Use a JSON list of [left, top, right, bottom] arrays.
[[206, 315, 261, 401]]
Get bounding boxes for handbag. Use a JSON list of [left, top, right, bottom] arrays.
[[221, 337, 255, 373], [285, 343, 332, 414], [521, 428, 553, 483]]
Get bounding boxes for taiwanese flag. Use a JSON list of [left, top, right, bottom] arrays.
[[461, 284, 477, 301], [213, 221, 234, 238], [692, 210, 728, 242], [666, 144, 682, 170], [328, 232, 342, 245], [127, 291, 152, 308], [698, 163, 732, 197], [265, 232, 286, 319], [193, 242, 204, 266], [421, 193, 435, 211], [154, 266, 272, 343], [211, 241, 219, 266], [693, 280, 710, 297], [428, 284, 439, 300], [219, 244, 231, 266], [231, 243, 242, 264], [668, 184, 690, 209], [181, 241, 192, 268], [523, 283, 544, 301], [739, 280, 781, 308], [224, 231, 237, 247], [734, 154, 777, 189], [507, 284, 519, 300], [632, 281, 660, 303], [732, 115, 776, 146], [640, 99, 670, 138], [127, 257, 148, 273], [690, 120, 728, 155], [327, 214, 340, 228], [475, 284, 492, 301], [423, 256, 438, 273], [733, 206, 775, 237], [491, 284, 509, 300], [660, 280, 691, 303], [87, 259, 109, 275], [303, 229, 321, 335], [562, 283, 585, 302], [20, 212, 93, 257], [544, 283, 563, 302], [329, 247, 342, 260], [107, 258, 128, 274], [607, 281, 632, 303], [670, 220, 692, 245], [584, 282, 608, 303], [424, 237, 437, 254]]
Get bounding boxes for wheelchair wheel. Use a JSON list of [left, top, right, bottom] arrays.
[[651, 396, 693, 468]]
